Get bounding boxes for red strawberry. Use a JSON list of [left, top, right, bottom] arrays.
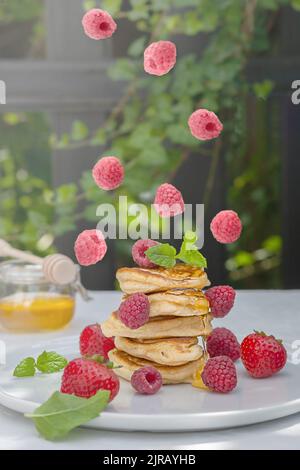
[[80, 324, 115, 359], [61, 358, 119, 401], [241, 331, 287, 378]]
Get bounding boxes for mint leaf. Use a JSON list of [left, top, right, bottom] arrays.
[[176, 231, 207, 268], [36, 351, 68, 374], [13, 357, 36, 377], [145, 243, 177, 268], [176, 249, 207, 268], [26, 390, 110, 441]]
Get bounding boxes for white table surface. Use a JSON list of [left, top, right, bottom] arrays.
[[0, 290, 300, 450]]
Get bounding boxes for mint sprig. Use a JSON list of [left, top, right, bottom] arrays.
[[145, 231, 207, 269], [145, 243, 177, 268], [14, 351, 68, 378], [26, 390, 109, 440]]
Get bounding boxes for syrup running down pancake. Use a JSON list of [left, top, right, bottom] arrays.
[[116, 264, 210, 294]]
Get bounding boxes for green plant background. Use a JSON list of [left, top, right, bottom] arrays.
[[1, 0, 297, 287]]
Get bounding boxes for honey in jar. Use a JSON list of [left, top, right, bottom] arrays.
[[0, 261, 76, 332]]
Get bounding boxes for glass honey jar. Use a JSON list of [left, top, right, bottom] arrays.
[[0, 260, 78, 332]]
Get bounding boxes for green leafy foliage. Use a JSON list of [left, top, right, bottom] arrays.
[[3, 0, 295, 287], [26, 390, 110, 440]]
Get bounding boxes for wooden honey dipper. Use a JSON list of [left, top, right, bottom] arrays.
[[0, 239, 77, 285]]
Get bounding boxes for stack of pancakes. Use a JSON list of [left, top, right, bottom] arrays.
[[101, 264, 212, 384]]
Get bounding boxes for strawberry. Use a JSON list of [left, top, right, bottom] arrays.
[[241, 331, 287, 378], [61, 358, 119, 401], [79, 324, 115, 359]]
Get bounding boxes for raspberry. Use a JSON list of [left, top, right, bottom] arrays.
[[61, 358, 119, 401], [201, 356, 237, 393], [210, 210, 242, 244], [207, 327, 240, 362], [188, 109, 223, 141], [144, 41, 177, 76], [74, 229, 107, 266], [131, 366, 162, 394], [154, 183, 185, 218], [241, 332, 287, 378], [80, 324, 115, 360], [118, 293, 150, 329], [132, 239, 159, 268], [82, 9, 117, 40], [205, 285, 236, 318], [92, 156, 124, 191]]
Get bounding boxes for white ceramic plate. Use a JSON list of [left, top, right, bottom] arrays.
[[0, 336, 299, 432]]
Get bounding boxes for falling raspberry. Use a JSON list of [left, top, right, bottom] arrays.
[[132, 239, 159, 268], [74, 229, 107, 266], [131, 366, 162, 394], [92, 156, 124, 191], [210, 210, 242, 244], [118, 293, 150, 329], [205, 285, 236, 318], [82, 9, 117, 40], [154, 183, 185, 218], [201, 356, 237, 393], [188, 109, 223, 141], [207, 327, 240, 362], [144, 40, 177, 76]]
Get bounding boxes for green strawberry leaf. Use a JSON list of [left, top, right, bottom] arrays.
[[85, 355, 105, 364], [13, 357, 36, 377], [36, 351, 68, 374], [145, 243, 177, 268], [176, 231, 207, 268], [26, 390, 110, 441]]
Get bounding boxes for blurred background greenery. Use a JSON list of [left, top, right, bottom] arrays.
[[1, 0, 298, 288]]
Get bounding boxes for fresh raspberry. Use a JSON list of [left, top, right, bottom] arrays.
[[92, 156, 124, 191], [201, 356, 237, 393], [80, 324, 115, 360], [154, 183, 185, 218], [118, 293, 150, 329], [210, 210, 242, 244], [205, 285, 236, 318], [144, 41, 177, 76], [82, 9, 117, 40], [61, 358, 119, 401], [74, 229, 107, 266], [241, 332, 287, 378], [188, 109, 223, 141], [207, 327, 240, 362], [131, 366, 162, 394], [132, 239, 159, 268]]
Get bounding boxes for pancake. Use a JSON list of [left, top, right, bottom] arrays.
[[144, 289, 209, 317], [115, 336, 203, 366], [109, 349, 206, 384], [116, 264, 210, 294], [101, 311, 212, 339]]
